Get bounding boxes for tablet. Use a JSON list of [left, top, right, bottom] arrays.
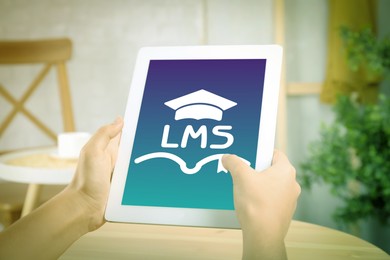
[[105, 45, 282, 228]]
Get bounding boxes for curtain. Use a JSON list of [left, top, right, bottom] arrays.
[[321, 0, 378, 104]]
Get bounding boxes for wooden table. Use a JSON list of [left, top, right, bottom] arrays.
[[61, 220, 389, 260], [0, 147, 76, 216]]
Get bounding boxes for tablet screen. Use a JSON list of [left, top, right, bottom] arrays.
[[122, 59, 266, 210]]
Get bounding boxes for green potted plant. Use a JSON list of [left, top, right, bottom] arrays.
[[300, 27, 390, 227]]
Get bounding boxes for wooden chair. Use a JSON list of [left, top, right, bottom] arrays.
[[0, 38, 75, 228]]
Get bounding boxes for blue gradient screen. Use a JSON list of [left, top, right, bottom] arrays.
[[122, 59, 266, 210]]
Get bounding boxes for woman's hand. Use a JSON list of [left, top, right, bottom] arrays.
[[67, 117, 123, 231], [0, 118, 124, 260], [222, 150, 301, 259]]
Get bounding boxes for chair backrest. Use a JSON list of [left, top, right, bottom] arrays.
[[0, 38, 75, 153]]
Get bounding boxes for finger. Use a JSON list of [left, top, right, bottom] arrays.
[[107, 130, 122, 168], [271, 149, 288, 165], [89, 117, 124, 152], [222, 154, 254, 183], [270, 150, 297, 179], [295, 182, 301, 197], [271, 150, 290, 168]]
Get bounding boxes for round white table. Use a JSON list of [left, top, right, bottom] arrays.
[[0, 147, 77, 216]]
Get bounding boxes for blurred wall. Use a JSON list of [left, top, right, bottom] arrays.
[[285, 0, 390, 253], [1, 0, 389, 252], [0, 0, 273, 150]]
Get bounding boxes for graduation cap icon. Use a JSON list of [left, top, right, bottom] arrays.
[[164, 89, 237, 121]]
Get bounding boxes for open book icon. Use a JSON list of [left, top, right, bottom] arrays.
[[134, 152, 250, 175]]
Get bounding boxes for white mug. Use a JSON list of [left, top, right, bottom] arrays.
[[57, 132, 91, 159]]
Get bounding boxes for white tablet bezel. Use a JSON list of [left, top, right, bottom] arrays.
[[105, 45, 283, 228]]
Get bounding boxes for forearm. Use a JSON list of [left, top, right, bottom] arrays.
[[242, 229, 287, 260], [0, 119, 122, 259], [241, 216, 288, 260], [222, 152, 299, 260], [0, 187, 91, 260]]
